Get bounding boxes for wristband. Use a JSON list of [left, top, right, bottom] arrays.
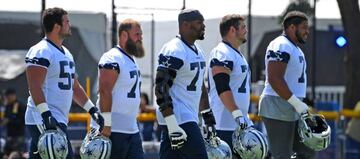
[[37, 103, 49, 113], [232, 109, 243, 119], [102, 112, 112, 126], [164, 114, 179, 132], [83, 99, 95, 112]]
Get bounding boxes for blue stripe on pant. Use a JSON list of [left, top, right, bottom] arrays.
[[110, 132, 144, 159], [159, 122, 208, 159], [27, 124, 74, 159]]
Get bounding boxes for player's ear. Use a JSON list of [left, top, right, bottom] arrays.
[[182, 21, 190, 28], [120, 30, 128, 41], [229, 26, 236, 34], [53, 23, 61, 32], [289, 24, 297, 31]]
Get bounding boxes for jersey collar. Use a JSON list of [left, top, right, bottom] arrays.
[[282, 34, 298, 48], [44, 38, 65, 54], [176, 35, 198, 55], [116, 46, 135, 63], [222, 40, 243, 57]]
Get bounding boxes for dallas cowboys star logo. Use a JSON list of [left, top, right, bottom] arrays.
[[245, 139, 257, 151], [59, 144, 67, 152], [86, 148, 94, 156], [160, 55, 172, 67]]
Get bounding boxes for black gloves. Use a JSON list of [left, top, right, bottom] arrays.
[[41, 111, 59, 130], [88, 107, 104, 132]]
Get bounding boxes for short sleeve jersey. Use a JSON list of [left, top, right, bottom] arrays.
[[156, 37, 206, 125], [97, 46, 141, 133], [262, 35, 307, 98], [208, 41, 252, 130], [25, 39, 75, 125]]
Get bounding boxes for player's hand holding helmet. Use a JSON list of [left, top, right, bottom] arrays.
[[232, 127, 269, 159], [37, 103, 59, 130], [232, 109, 247, 130], [164, 114, 187, 150], [201, 108, 217, 139], [287, 94, 309, 115], [298, 112, 331, 151], [204, 136, 232, 159], [88, 107, 104, 131], [83, 100, 105, 132], [37, 129, 68, 159], [80, 127, 112, 159]]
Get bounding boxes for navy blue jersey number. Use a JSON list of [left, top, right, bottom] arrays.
[[58, 61, 75, 90], [127, 70, 141, 98], [238, 65, 248, 93], [187, 62, 205, 91], [298, 56, 305, 83]]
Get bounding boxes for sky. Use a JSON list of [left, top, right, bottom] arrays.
[[0, 0, 345, 22]]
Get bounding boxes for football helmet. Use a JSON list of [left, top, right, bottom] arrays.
[[204, 137, 232, 159], [232, 127, 268, 159], [298, 113, 331, 151], [37, 130, 68, 159], [80, 128, 112, 159]]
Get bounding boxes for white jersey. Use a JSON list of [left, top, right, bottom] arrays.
[[156, 36, 206, 125], [208, 41, 252, 131], [262, 35, 307, 98], [97, 46, 141, 134], [25, 39, 75, 125]]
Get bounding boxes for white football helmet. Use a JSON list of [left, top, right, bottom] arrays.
[[232, 127, 269, 159], [204, 137, 232, 159], [298, 113, 331, 151], [80, 128, 112, 159], [37, 130, 68, 159]]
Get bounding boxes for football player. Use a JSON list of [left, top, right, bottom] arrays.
[[25, 7, 104, 159], [155, 9, 215, 159], [207, 14, 253, 158], [258, 11, 315, 159], [98, 19, 145, 159]]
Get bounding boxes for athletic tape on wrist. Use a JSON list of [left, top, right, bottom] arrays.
[[164, 114, 179, 133], [287, 94, 307, 113], [37, 103, 49, 114], [102, 112, 112, 126], [232, 109, 243, 119], [83, 99, 95, 112]]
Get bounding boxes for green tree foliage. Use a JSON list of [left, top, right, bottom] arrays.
[[278, 0, 313, 24]]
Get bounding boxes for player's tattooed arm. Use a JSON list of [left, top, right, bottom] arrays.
[[155, 67, 188, 149], [155, 67, 176, 117], [199, 82, 210, 111], [199, 82, 217, 139]]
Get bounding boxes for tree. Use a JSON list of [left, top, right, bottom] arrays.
[[278, 0, 313, 24], [337, 0, 360, 109]]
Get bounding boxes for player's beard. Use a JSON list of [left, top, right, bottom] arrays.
[[295, 29, 306, 44], [125, 38, 145, 58], [191, 25, 205, 40], [59, 27, 71, 38], [198, 29, 205, 40], [236, 30, 247, 44], [241, 38, 247, 44]]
